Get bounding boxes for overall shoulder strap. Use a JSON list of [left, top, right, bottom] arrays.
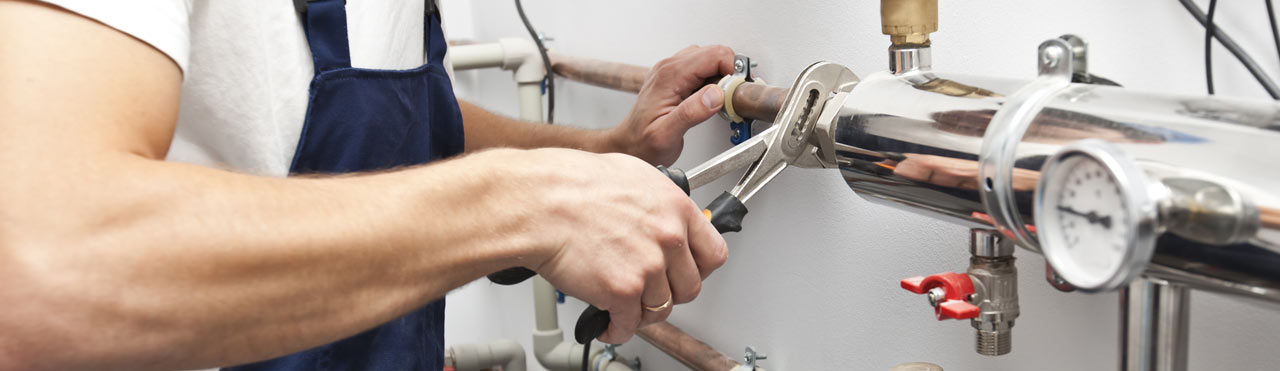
[[298, 0, 352, 72], [424, 0, 447, 65]]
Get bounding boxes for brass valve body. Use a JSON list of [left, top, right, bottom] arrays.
[[881, 0, 938, 46]]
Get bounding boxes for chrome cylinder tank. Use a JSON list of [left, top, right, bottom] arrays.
[[830, 66, 1280, 302]]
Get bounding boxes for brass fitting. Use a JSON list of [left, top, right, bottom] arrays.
[[881, 0, 938, 46]]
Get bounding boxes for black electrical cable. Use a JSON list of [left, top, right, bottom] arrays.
[[1268, 0, 1280, 65], [581, 341, 590, 371], [1178, 0, 1280, 99], [514, 0, 555, 123], [1206, 0, 1219, 94]]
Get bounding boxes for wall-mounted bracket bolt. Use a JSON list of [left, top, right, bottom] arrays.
[[743, 346, 767, 370], [594, 344, 619, 371]]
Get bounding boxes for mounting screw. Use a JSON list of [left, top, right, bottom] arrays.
[[734, 59, 746, 73], [537, 32, 555, 43], [1040, 46, 1063, 69], [744, 346, 767, 369]]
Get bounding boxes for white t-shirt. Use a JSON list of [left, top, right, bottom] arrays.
[[38, 0, 455, 177]]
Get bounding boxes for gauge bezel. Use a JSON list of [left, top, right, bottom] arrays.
[[1034, 139, 1158, 292]]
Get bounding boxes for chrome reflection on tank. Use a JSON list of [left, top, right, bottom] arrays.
[[827, 51, 1280, 303]]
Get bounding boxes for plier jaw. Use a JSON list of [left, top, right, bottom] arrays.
[[689, 62, 861, 205]]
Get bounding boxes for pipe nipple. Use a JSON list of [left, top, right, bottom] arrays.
[[975, 330, 1012, 356]]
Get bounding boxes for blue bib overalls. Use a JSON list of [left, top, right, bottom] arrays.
[[225, 0, 464, 369]]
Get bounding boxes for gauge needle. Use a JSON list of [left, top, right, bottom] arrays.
[[1057, 206, 1112, 229]]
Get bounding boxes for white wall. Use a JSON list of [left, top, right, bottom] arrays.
[[440, 1, 1280, 370]]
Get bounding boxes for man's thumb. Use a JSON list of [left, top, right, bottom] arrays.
[[667, 85, 724, 131]]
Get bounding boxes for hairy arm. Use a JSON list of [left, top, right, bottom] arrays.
[[0, 2, 550, 369], [0, 3, 728, 369], [460, 100, 620, 153]]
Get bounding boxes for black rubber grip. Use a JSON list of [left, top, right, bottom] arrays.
[[705, 191, 748, 233], [657, 166, 690, 195], [574, 305, 611, 344], [487, 267, 537, 285]]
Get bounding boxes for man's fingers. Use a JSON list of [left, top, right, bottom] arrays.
[[638, 266, 673, 325], [674, 44, 700, 56], [665, 240, 703, 305], [654, 45, 735, 95], [599, 292, 642, 344], [686, 201, 728, 280], [659, 85, 724, 133], [680, 45, 736, 80]]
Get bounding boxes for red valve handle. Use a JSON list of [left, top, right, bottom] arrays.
[[900, 272, 980, 320]]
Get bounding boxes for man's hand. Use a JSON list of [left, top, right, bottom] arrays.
[[607, 45, 736, 166], [510, 148, 729, 344]]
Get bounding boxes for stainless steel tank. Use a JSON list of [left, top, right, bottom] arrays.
[[829, 44, 1280, 302]]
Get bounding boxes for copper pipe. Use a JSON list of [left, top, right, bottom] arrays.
[[635, 322, 741, 371], [732, 82, 787, 123], [1262, 207, 1280, 230], [548, 52, 787, 122]]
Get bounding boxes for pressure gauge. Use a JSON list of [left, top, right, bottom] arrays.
[[1034, 139, 1159, 292]]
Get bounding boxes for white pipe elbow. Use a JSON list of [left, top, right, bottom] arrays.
[[498, 37, 547, 84], [448, 339, 527, 371], [449, 38, 544, 83], [532, 329, 605, 371]]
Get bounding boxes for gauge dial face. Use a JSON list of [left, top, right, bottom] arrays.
[[1036, 140, 1155, 291], [1048, 156, 1130, 284]]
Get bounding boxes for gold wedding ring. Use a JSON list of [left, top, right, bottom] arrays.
[[642, 297, 673, 312]]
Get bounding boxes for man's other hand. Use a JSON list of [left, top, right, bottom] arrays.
[[608, 45, 735, 166], [506, 148, 729, 344]]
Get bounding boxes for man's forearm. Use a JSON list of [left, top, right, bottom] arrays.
[[0, 150, 546, 370], [460, 100, 623, 154]]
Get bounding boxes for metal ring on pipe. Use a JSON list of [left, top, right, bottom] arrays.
[[977, 39, 1076, 250]]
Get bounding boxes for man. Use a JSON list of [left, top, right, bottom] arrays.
[[0, 0, 732, 370]]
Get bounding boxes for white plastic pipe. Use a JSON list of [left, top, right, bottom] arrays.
[[449, 339, 527, 371], [450, 38, 545, 122], [450, 38, 545, 83], [449, 43, 505, 70], [518, 82, 544, 122], [533, 276, 559, 332], [532, 277, 609, 371]]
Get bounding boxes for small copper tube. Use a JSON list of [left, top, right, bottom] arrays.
[[635, 322, 741, 371], [547, 51, 787, 122]]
